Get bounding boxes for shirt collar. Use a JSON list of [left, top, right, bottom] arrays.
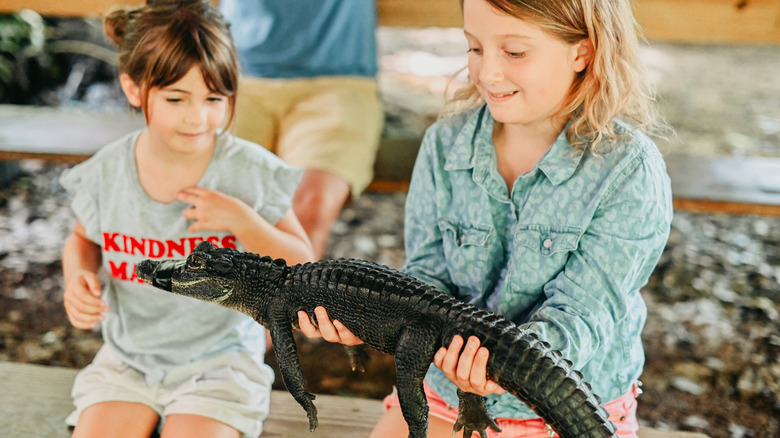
[[444, 104, 585, 186]]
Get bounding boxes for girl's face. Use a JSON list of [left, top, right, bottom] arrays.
[[463, 0, 591, 131], [124, 65, 229, 156]]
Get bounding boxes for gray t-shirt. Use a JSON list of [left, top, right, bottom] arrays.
[[60, 131, 302, 384]]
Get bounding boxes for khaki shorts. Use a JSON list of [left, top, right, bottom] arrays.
[[233, 75, 384, 197], [67, 345, 275, 438]]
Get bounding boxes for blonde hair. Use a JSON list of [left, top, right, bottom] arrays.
[[104, 0, 239, 127], [448, 0, 666, 150]]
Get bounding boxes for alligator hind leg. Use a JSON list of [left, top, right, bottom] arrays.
[[269, 318, 318, 431], [454, 390, 501, 438], [394, 322, 440, 438], [345, 344, 372, 372]]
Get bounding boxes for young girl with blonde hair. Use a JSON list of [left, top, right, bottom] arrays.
[[60, 1, 313, 437], [302, 0, 673, 436]]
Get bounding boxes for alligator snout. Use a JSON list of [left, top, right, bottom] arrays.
[[135, 259, 185, 291]]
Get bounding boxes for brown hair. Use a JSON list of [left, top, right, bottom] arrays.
[[448, 0, 667, 151], [104, 0, 239, 127]]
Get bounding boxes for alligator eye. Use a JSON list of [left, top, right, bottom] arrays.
[[188, 254, 207, 269]]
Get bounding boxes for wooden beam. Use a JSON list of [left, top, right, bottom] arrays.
[[1, 0, 778, 44], [665, 155, 780, 215], [673, 199, 780, 216], [634, 0, 780, 44], [377, 0, 463, 28], [0, 0, 141, 17]]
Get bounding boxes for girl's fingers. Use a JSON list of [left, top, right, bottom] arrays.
[[439, 335, 465, 377], [455, 336, 480, 383], [470, 345, 490, 388], [332, 319, 362, 345], [297, 310, 321, 338], [181, 207, 197, 220], [314, 306, 340, 343]]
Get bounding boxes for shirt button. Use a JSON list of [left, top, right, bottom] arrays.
[[542, 238, 553, 249]]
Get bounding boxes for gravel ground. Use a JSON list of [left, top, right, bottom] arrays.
[[1, 160, 778, 437]]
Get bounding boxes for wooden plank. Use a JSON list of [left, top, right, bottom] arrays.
[[0, 361, 709, 438], [666, 155, 780, 215], [377, 0, 463, 28], [261, 391, 382, 437], [634, 0, 780, 44], [1, 0, 778, 43], [0, 362, 76, 438], [0, 0, 140, 17], [0, 105, 144, 159], [0, 361, 382, 438]]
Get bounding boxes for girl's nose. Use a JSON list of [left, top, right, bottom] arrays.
[[184, 103, 207, 125], [479, 52, 504, 84]]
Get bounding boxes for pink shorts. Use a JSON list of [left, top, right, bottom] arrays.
[[383, 382, 640, 437]]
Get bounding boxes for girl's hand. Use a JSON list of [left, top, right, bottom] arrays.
[[179, 186, 253, 233], [63, 269, 108, 330], [434, 335, 506, 396], [297, 306, 364, 346]]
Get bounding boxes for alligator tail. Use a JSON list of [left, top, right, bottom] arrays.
[[488, 327, 618, 438]]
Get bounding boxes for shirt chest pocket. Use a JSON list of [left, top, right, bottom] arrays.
[[515, 226, 581, 257], [438, 219, 493, 295], [439, 219, 491, 247]]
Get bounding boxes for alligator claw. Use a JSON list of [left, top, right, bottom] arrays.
[[304, 396, 318, 432], [454, 390, 501, 438]]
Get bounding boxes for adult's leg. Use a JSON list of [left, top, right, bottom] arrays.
[[276, 77, 383, 259], [293, 169, 350, 259], [71, 401, 159, 438]]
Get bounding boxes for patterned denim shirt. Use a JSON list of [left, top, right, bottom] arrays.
[[403, 105, 673, 419]]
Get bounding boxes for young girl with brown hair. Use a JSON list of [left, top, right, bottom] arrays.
[[60, 1, 313, 437]]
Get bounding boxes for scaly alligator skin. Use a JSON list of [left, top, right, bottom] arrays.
[[136, 241, 617, 438]]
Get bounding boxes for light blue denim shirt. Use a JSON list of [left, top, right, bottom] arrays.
[[403, 105, 673, 419]]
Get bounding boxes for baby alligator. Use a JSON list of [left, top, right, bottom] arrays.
[[136, 241, 617, 438]]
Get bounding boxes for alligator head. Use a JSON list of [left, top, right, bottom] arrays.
[[135, 241, 287, 320], [136, 241, 240, 305]]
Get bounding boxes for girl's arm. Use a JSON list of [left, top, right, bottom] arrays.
[[400, 130, 455, 294], [178, 186, 313, 265], [62, 221, 108, 330]]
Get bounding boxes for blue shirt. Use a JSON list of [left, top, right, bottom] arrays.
[[403, 105, 673, 418], [219, 0, 377, 78]]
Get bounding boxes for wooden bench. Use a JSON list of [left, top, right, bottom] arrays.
[[0, 361, 710, 438], [2, 103, 779, 215]]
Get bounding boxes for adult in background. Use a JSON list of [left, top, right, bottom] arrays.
[[220, 0, 384, 259]]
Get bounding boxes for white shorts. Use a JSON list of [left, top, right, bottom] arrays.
[[67, 345, 275, 438]]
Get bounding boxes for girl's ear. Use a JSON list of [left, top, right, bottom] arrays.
[[572, 38, 594, 73], [119, 73, 143, 108]]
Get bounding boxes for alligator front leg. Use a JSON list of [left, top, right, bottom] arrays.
[[394, 321, 440, 438], [269, 317, 318, 431], [454, 390, 501, 438]]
